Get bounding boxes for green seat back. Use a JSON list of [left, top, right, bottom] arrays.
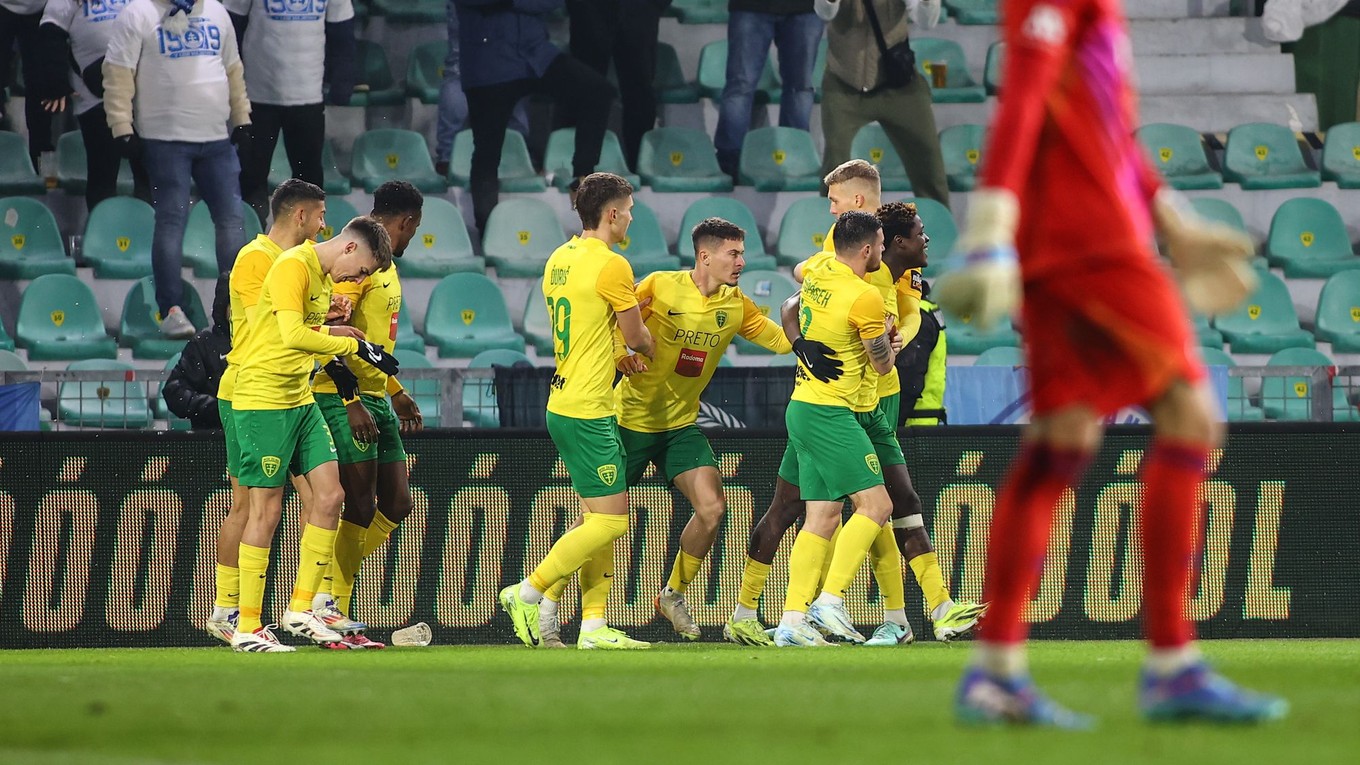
[[655, 42, 699, 103], [406, 40, 448, 103], [776, 197, 836, 264], [0, 131, 43, 194], [678, 198, 767, 260], [940, 124, 986, 192], [1321, 121, 1360, 186], [522, 284, 553, 355], [984, 41, 1004, 95], [735, 270, 799, 353], [697, 40, 779, 101], [425, 273, 523, 355], [0, 349, 26, 370], [56, 130, 134, 195], [946, 0, 999, 24], [318, 197, 360, 242], [543, 128, 638, 189], [350, 40, 402, 106], [1266, 198, 1353, 265], [393, 348, 439, 425], [613, 202, 671, 260], [395, 305, 425, 352], [59, 359, 152, 428], [83, 197, 155, 275], [118, 277, 209, 357], [469, 349, 533, 368], [16, 274, 115, 358], [183, 198, 262, 276], [1261, 347, 1333, 419], [448, 128, 543, 190], [1190, 197, 1247, 233], [850, 122, 911, 191], [0, 196, 69, 274], [911, 38, 981, 87], [405, 196, 474, 261], [1215, 269, 1304, 335], [482, 197, 565, 276], [636, 127, 732, 190], [352, 128, 446, 193], [974, 346, 1024, 366], [1137, 123, 1221, 189], [1314, 271, 1360, 349], [268, 139, 351, 195], [1223, 123, 1320, 188], [738, 127, 822, 190]]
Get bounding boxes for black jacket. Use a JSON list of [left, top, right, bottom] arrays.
[[163, 278, 231, 429]]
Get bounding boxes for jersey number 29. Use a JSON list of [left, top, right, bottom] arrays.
[[548, 296, 572, 360]]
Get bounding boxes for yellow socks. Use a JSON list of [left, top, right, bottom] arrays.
[[816, 521, 842, 592], [782, 531, 830, 613], [908, 551, 951, 614], [290, 523, 337, 613], [528, 512, 628, 593], [326, 519, 367, 615], [870, 522, 906, 611], [214, 564, 240, 610], [737, 557, 771, 610], [360, 509, 399, 560], [237, 543, 270, 634], [579, 537, 615, 623], [822, 513, 883, 600], [666, 550, 703, 594]]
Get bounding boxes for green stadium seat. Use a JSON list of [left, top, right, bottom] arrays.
[[482, 198, 564, 277], [1260, 347, 1341, 421], [656, 43, 700, 104], [394, 349, 440, 426], [738, 127, 822, 191], [395, 305, 425, 352], [17, 274, 117, 360], [812, 38, 827, 103], [83, 197, 155, 278], [56, 131, 135, 196], [406, 40, 447, 104], [903, 197, 958, 278], [397, 197, 482, 277], [522, 284, 553, 356], [464, 348, 534, 427], [973, 346, 1025, 366], [1137, 123, 1224, 190], [1189, 197, 1247, 233], [940, 124, 986, 192], [118, 277, 208, 359], [1200, 346, 1264, 422], [0, 319, 12, 351], [671, 0, 727, 23], [447, 128, 545, 192], [372, 0, 444, 21], [1265, 198, 1358, 278], [734, 270, 799, 354], [850, 122, 912, 192], [58, 359, 152, 429], [1214, 268, 1314, 354], [0, 196, 73, 279], [425, 273, 526, 358], [1223, 123, 1321, 190], [911, 39, 986, 103], [677, 198, 776, 270], [543, 129, 639, 190], [613, 202, 680, 277], [697, 40, 779, 102], [267, 139, 351, 196], [984, 41, 1004, 96], [183, 198, 262, 277], [352, 129, 448, 194], [318, 197, 361, 243], [1192, 311, 1225, 348], [1314, 271, 1360, 352], [776, 197, 836, 266], [348, 40, 405, 107], [1321, 121, 1360, 188], [945, 0, 998, 23], [0, 348, 25, 368], [940, 307, 1020, 355], [0, 131, 44, 195], [637, 127, 734, 192]]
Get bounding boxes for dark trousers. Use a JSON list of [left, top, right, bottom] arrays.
[[0, 6, 55, 159], [236, 102, 325, 226], [566, 0, 664, 169], [77, 104, 149, 211], [464, 54, 615, 232]]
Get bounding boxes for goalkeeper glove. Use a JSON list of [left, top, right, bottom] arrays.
[[1153, 189, 1257, 317], [935, 188, 1021, 331], [355, 340, 401, 376], [792, 338, 843, 383], [323, 358, 360, 400]]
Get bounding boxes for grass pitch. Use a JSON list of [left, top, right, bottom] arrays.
[[0, 640, 1354, 765]]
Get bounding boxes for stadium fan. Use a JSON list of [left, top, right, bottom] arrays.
[[433, 0, 529, 176], [938, 0, 1287, 726], [0, 0, 56, 169], [162, 275, 231, 429]]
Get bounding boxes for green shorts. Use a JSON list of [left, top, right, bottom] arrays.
[[315, 392, 408, 466], [620, 424, 718, 485], [784, 400, 904, 501], [547, 412, 627, 498], [233, 403, 337, 488], [778, 401, 904, 488], [878, 392, 901, 432], [219, 398, 240, 478]]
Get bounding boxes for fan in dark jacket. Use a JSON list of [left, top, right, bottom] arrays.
[[163, 276, 232, 429]]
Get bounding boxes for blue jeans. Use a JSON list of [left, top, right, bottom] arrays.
[[434, 1, 529, 163], [714, 10, 824, 168], [143, 138, 245, 315]]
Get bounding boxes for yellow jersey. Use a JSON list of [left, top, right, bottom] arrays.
[[313, 270, 405, 399], [543, 236, 638, 420], [219, 234, 285, 402], [615, 271, 792, 432], [791, 256, 886, 411], [233, 242, 360, 410]]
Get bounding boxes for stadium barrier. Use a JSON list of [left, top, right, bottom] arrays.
[[1, 425, 1356, 648]]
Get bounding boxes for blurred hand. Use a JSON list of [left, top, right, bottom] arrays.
[[936, 189, 1020, 330], [327, 294, 354, 323], [617, 354, 649, 376], [1154, 190, 1257, 317], [392, 390, 424, 433], [330, 325, 366, 341], [346, 399, 379, 444]]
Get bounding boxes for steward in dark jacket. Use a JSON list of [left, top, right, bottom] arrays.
[[163, 276, 231, 429]]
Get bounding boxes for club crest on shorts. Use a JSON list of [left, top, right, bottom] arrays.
[[261, 455, 281, 478], [715, 310, 727, 328], [597, 463, 618, 486], [865, 454, 881, 475], [353, 437, 370, 452]]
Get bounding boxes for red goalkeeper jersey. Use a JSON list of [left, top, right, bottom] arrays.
[[982, 0, 1164, 277]]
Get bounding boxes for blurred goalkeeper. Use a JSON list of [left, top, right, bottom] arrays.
[[937, 0, 1285, 727]]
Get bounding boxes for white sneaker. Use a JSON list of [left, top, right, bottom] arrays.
[[655, 589, 701, 641], [159, 306, 196, 339], [205, 609, 237, 644], [808, 601, 866, 644], [281, 609, 343, 644], [773, 620, 833, 647], [313, 599, 367, 636], [539, 611, 568, 649], [231, 624, 296, 653]]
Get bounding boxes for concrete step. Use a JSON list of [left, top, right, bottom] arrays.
[[1136, 53, 1295, 96], [1127, 0, 1237, 19]]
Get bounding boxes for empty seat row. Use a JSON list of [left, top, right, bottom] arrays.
[[1141, 122, 1357, 191]]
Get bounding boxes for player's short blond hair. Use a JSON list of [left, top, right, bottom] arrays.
[[823, 159, 881, 190]]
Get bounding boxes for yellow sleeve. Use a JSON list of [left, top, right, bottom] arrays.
[[234, 249, 273, 324], [739, 295, 793, 353], [596, 255, 639, 313], [333, 279, 365, 303], [277, 310, 360, 356], [614, 274, 654, 361], [849, 289, 886, 340], [897, 289, 922, 345], [267, 258, 309, 315], [386, 376, 404, 395]]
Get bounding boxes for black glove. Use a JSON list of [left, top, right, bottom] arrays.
[[792, 338, 843, 383], [323, 358, 360, 400], [231, 124, 252, 146], [81, 58, 106, 98], [116, 133, 143, 161], [355, 341, 400, 376]]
